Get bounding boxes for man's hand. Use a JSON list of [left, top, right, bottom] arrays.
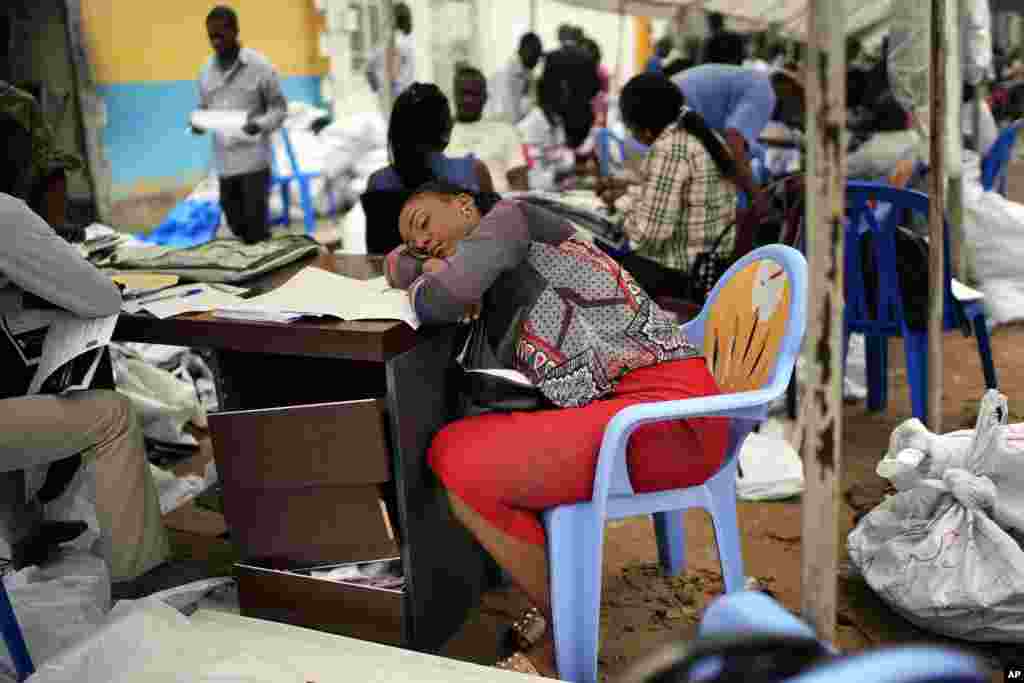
[[242, 121, 262, 136], [190, 125, 206, 135], [596, 175, 630, 209]]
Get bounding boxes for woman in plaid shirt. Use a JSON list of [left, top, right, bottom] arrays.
[[598, 73, 739, 301]]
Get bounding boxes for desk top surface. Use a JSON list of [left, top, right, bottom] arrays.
[[113, 250, 430, 363]]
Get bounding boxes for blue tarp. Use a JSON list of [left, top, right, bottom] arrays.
[[136, 200, 222, 249]]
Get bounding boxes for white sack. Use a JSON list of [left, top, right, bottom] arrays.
[[1, 552, 110, 679], [963, 184, 1024, 326], [848, 390, 1024, 642]]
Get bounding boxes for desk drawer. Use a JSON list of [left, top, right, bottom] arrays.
[[209, 399, 397, 566], [236, 558, 405, 647]]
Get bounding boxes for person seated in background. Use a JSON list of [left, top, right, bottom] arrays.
[[703, 12, 746, 66], [672, 64, 804, 211], [539, 24, 602, 152], [0, 79, 82, 230], [516, 105, 576, 191], [448, 66, 529, 192], [0, 113, 178, 595], [596, 74, 739, 301], [487, 32, 544, 126], [847, 93, 922, 186], [384, 180, 729, 677], [645, 37, 675, 74], [362, 82, 494, 252], [662, 37, 702, 78]]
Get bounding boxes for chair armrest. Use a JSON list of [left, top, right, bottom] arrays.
[[591, 389, 777, 504]]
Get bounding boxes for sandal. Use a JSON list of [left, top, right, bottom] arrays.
[[509, 607, 547, 651], [496, 652, 542, 676]]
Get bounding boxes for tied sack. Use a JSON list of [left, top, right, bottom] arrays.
[[848, 390, 1024, 642]]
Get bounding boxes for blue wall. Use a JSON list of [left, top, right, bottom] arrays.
[[99, 75, 323, 197]]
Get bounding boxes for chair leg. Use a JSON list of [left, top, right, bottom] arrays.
[[280, 180, 292, 227], [544, 505, 606, 683], [297, 178, 317, 235], [1, 582, 34, 681], [903, 330, 929, 425], [704, 466, 745, 593], [971, 311, 999, 389], [865, 334, 889, 412], [653, 511, 687, 576]]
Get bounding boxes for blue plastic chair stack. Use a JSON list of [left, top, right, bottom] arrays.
[[845, 182, 997, 425], [269, 127, 336, 236], [980, 119, 1024, 197], [543, 245, 808, 683], [1, 579, 34, 681]]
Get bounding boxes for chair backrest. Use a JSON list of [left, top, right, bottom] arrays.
[[981, 119, 1024, 196], [845, 181, 959, 337], [684, 245, 807, 400]]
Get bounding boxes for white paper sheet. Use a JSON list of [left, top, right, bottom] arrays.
[[121, 284, 247, 320], [27, 312, 119, 395], [217, 266, 420, 329], [190, 109, 248, 133]]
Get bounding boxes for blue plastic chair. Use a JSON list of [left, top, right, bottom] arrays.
[[980, 119, 1024, 197], [845, 182, 997, 425], [1, 579, 34, 681], [543, 245, 808, 683], [269, 128, 336, 236]]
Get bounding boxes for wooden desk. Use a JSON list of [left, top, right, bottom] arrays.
[[113, 250, 489, 654]]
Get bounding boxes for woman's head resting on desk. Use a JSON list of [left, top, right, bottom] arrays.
[[398, 180, 502, 259], [388, 83, 455, 190]]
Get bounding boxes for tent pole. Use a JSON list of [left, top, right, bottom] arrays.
[[382, 0, 396, 115], [928, 0, 947, 432], [799, 0, 845, 642], [530, 0, 538, 32]]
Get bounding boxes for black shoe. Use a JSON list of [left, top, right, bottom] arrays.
[[11, 520, 89, 570]]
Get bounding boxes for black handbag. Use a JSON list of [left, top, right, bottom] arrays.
[[453, 312, 548, 419], [686, 222, 737, 303]]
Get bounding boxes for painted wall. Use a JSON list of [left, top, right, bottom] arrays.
[[81, 0, 329, 198]]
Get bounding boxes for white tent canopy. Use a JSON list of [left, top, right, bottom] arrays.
[[553, 0, 892, 39]]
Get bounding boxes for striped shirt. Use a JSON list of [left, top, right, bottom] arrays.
[[622, 121, 738, 273]]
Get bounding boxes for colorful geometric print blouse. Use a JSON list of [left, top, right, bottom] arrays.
[[385, 200, 700, 408]]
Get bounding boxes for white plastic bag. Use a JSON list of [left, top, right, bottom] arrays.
[[848, 390, 1024, 642], [736, 430, 804, 501], [1, 552, 110, 679], [963, 186, 1024, 326], [114, 355, 206, 446]]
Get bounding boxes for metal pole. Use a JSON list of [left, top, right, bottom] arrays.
[[799, 0, 845, 642], [530, 0, 538, 32], [382, 0, 396, 115], [928, 0, 946, 432]]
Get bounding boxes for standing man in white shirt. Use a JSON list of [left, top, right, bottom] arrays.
[[192, 5, 287, 244], [487, 33, 544, 125], [366, 3, 416, 114]]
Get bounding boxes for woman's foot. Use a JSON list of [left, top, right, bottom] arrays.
[[496, 636, 560, 679]]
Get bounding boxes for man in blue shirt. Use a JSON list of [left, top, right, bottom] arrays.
[[673, 64, 803, 206], [645, 37, 674, 74]]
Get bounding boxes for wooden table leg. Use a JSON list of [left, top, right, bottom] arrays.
[[385, 328, 489, 653]]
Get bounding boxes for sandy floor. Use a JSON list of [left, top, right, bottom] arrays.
[[158, 164, 1024, 682]]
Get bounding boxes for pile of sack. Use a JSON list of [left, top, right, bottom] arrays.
[[848, 390, 1024, 641]]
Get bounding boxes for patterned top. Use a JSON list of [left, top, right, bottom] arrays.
[[386, 200, 699, 408], [622, 115, 738, 273]]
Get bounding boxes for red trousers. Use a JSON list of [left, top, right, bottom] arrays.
[[428, 358, 729, 546]]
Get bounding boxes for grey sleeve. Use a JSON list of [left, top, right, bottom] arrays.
[[413, 204, 531, 324], [253, 65, 288, 132], [0, 196, 121, 317]]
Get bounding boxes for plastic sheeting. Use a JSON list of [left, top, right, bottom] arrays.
[[552, 0, 893, 39]]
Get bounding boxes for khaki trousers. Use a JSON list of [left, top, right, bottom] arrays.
[[0, 390, 170, 582]]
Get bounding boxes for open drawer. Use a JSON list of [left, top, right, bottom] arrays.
[[236, 557, 406, 646], [208, 398, 397, 566]]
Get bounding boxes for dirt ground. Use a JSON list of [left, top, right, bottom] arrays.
[[159, 164, 1024, 682]]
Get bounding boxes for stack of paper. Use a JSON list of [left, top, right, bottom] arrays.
[[122, 283, 249, 319], [190, 109, 248, 133], [214, 267, 420, 329]]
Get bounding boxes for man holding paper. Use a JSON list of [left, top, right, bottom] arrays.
[[0, 115, 173, 588], [192, 5, 287, 244]]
